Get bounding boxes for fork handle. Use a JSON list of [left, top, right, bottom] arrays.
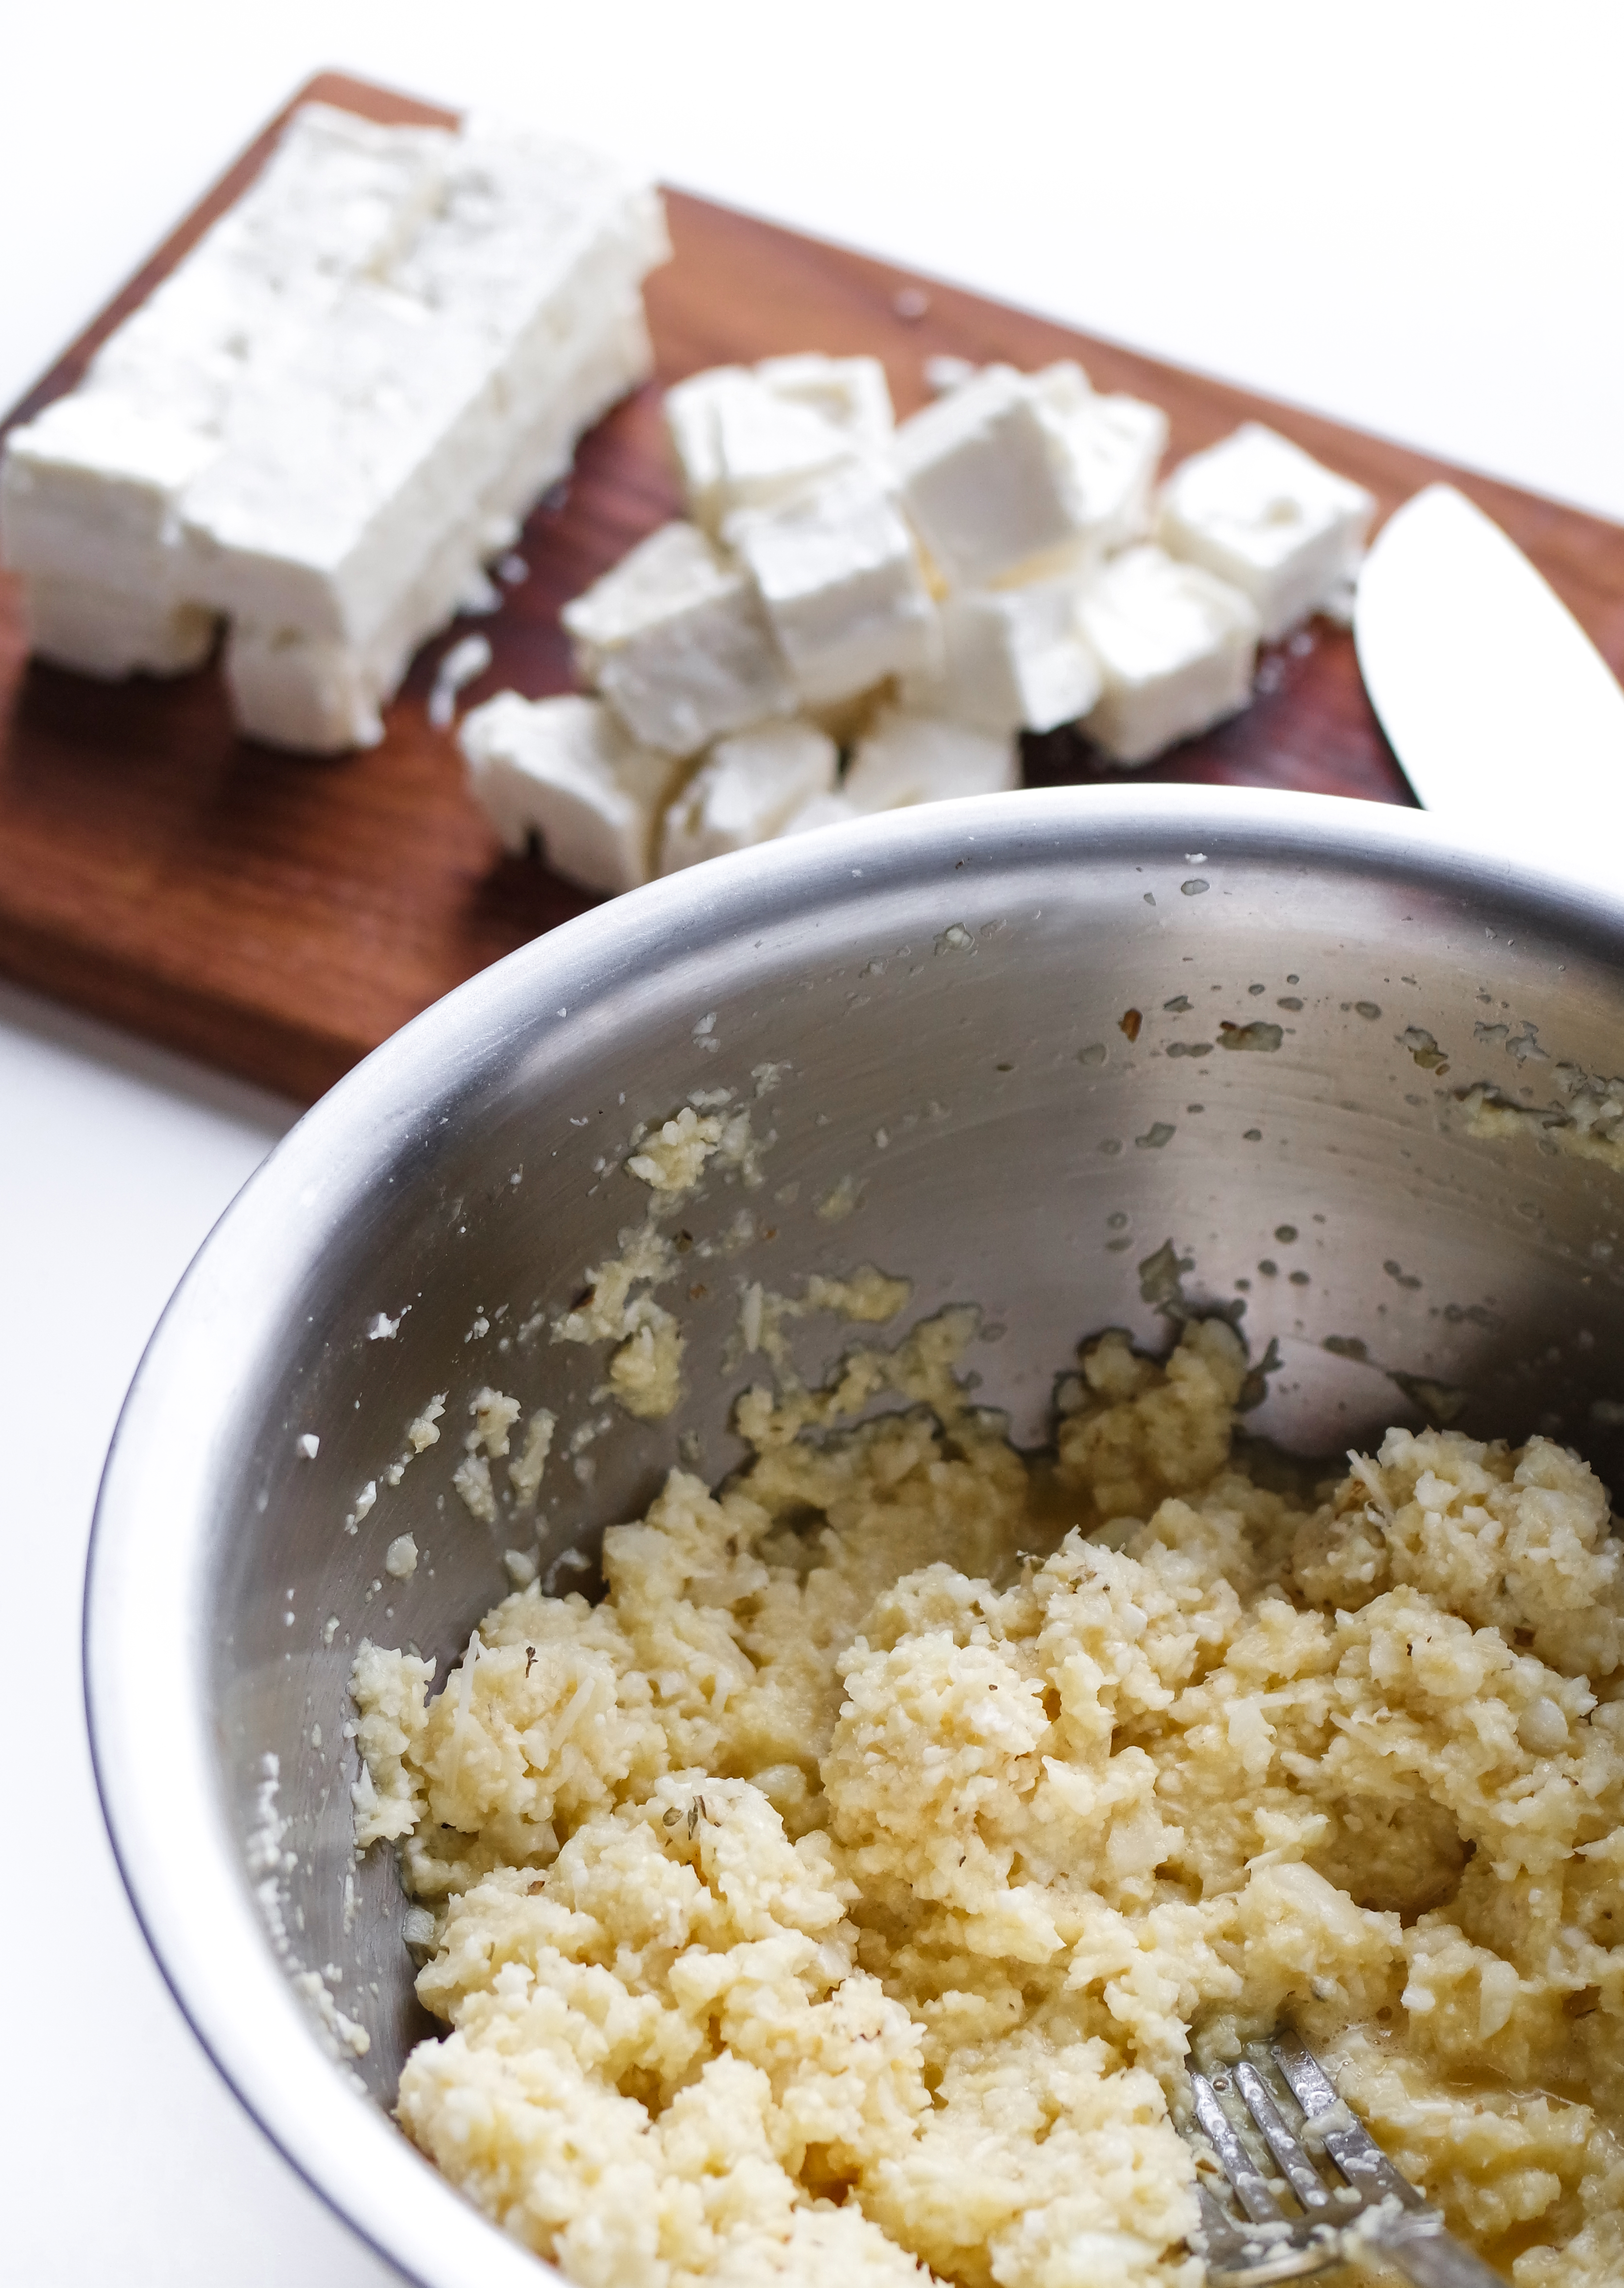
[[1377, 2221, 1509, 2288]]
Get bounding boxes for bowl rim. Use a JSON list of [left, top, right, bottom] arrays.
[[82, 781, 1624, 2285]]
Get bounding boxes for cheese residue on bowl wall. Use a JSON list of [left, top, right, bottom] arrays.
[[353, 1310, 1624, 2288]]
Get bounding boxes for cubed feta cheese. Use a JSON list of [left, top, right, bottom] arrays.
[[1077, 545, 1259, 767], [1157, 421, 1377, 641], [1049, 390, 1168, 555], [842, 708, 1019, 811], [562, 521, 794, 755], [1029, 360, 1093, 421], [224, 622, 387, 752], [892, 364, 1088, 589], [724, 463, 939, 709], [900, 580, 1100, 734], [664, 367, 863, 534], [754, 354, 895, 445], [659, 718, 838, 872], [460, 692, 682, 891]]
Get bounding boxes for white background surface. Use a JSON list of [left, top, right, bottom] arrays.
[[2, 4, 1621, 2280]]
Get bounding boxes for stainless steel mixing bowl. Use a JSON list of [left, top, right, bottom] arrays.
[[86, 784, 1624, 2287]]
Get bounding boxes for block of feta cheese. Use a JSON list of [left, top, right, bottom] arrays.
[[900, 580, 1101, 734], [1157, 421, 1377, 641], [0, 102, 669, 753], [841, 707, 1020, 811], [85, 104, 455, 435], [664, 366, 867, 535], [1077, 545, 1260, 767], [723, 463, 939, 709], [19, 572, 218, 680], [892, 363, 1092, 590], [561, 521, 794, 755], [459, 691, 683, 892], [658, 718, 838, 872]]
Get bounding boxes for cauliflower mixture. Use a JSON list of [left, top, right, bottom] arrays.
[[353, 1305, 1624, 2288]]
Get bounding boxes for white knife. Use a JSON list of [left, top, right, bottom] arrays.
[[1354, 483, 1624, 862]]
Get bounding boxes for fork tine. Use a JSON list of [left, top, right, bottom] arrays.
[[1191, 2071, 1284, 2223], [1193, 2182, 1345, 2286], [1233, 2061, 1335, 2215], [1196, 2183, 1253, 2260], [1269, 2034, 1428, 2213]]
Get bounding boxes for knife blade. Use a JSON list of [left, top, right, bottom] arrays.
[[1354, 483, 1624, 860]]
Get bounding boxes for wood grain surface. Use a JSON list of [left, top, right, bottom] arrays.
[[2, 71, 1621, 1104]]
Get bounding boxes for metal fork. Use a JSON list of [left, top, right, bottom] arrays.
[[1185, 2032, 1506, 2285]]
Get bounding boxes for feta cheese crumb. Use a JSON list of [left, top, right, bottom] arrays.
[[407, 1395, 446, 1452], [468, 1388, 522, 1458], [384, 1534, 419, 1580], [427, 633, 493, 729], [503, 1547, 539, 1589], [452, 1453, 497, 1524], [509, 1409, 556, 1503], [366, 1312, 400, 1341], [295, 1432, 320, 1460], [607, 1299, 685, 1418]]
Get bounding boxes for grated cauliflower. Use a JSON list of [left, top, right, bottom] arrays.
[[353, 1311, 1624, 2287]]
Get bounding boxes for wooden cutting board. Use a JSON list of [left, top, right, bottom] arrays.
[[3, 72, 1621, 1105]]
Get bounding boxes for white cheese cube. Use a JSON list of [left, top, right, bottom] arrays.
[[892, 364, 1088, 590], [900, 581, 1101, 734], [754, 354, 895, 445], [1051, 391, 1168, 555], [724, 464, 939, 709], [459, 691, 681, 892], [1029, 360, 1093, 420], [20, 573, 216, 679], [664, 367, 862, 534], [562, 521, 794, 755], [1077, 545, 1259, 767], [659, 718, 838, 872], [1157, 422, 1377, 641], [224, 623, 384, 751], [0, 393, 219, 598], [842, 708, 1019, 811]]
